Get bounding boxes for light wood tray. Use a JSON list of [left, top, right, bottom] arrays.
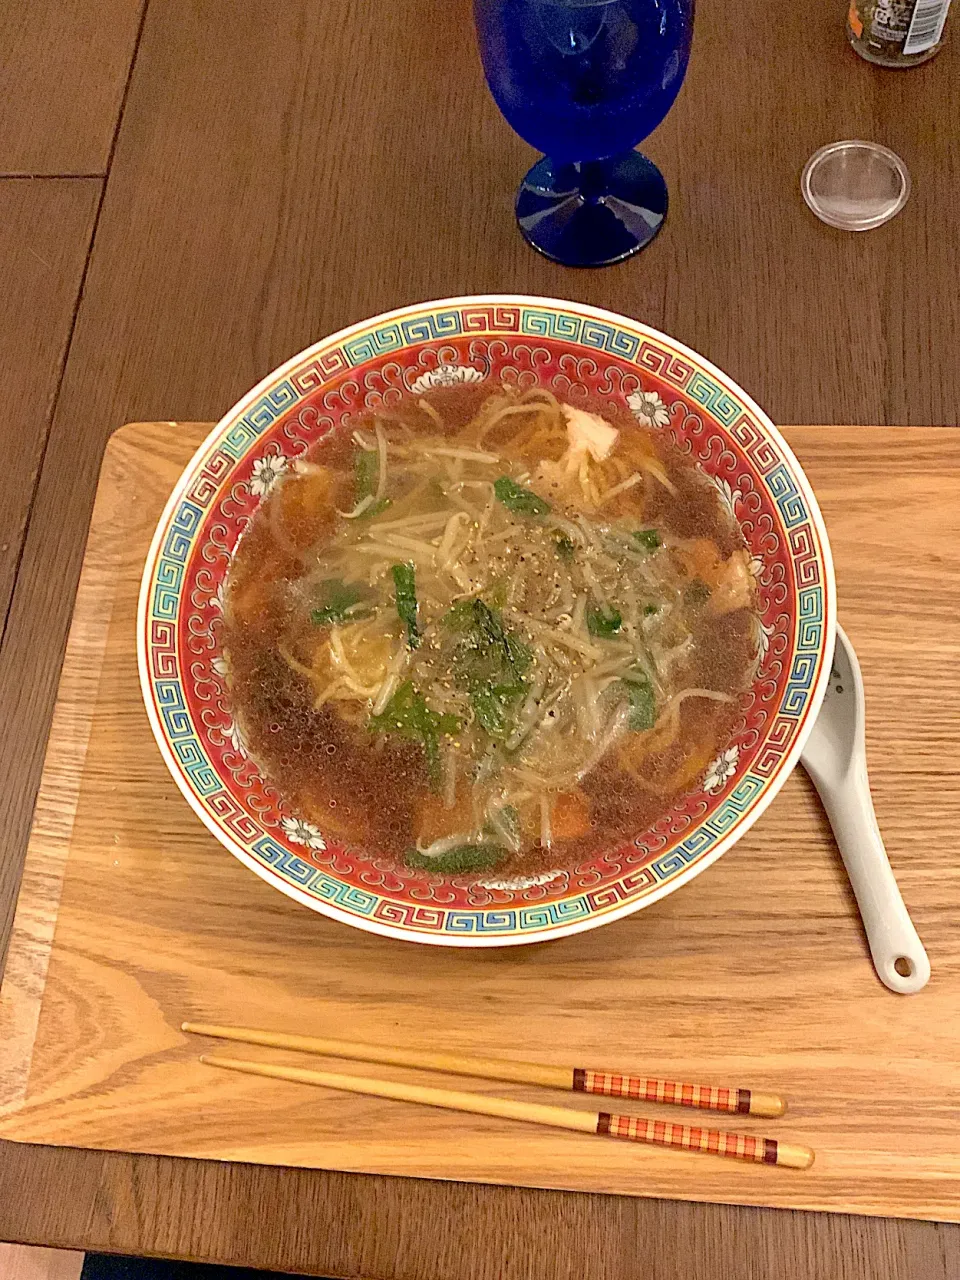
[[1, 423, 959, 1221]]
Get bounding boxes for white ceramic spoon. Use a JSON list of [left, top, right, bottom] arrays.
[[800, 625, 930, 994]]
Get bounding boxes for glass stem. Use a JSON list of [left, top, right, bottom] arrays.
[[577, 159, 611, 203]]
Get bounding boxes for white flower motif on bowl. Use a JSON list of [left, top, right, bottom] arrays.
[[224, 717, 247, 757], [703, 745, 740, 794], [280, 816, 327, 851], [752, 615, 775, 667], [410, 363, 483, 395], [250, 453, 288, 497], [626, 389, 670, 428], [706, 474, 742, 521]]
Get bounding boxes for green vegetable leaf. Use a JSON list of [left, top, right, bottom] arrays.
[[586, 603, 622, 637], [621, 670, 657, 732], [404, 843, 506, 875], [354, 447, 379, 502], [310, 579, 372, 626], [554, 533, 576, 559], [359, 496, 391, 520], [447, 598, 531, 741], [633, 528, 662, 551], [368, 681, 460, 741], [494, 476, 551, 517], [470, 685, 512, 738], [391, 561, 421, 648], [442, 599, 476, 630], [368, 681, 426, 736], [473, 597, 507, 645], [368, 681, 459, 787], [643, 603, 660, 616], [468, 600, 533, 672], [504, 631, 532, 673]]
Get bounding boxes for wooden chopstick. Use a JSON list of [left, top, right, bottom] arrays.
[[199, 1054, 813, 1169], [182, 1021, 785, 1118]]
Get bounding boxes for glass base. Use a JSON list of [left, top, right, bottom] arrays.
[[515, 152, 668, 268]]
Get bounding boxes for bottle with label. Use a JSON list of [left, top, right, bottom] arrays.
[[847, 0, 952, 65]]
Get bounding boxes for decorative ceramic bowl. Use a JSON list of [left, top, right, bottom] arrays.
[[138, 296, 835, 946]]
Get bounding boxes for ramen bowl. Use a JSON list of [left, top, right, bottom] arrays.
[[138, 296, 835, 946]]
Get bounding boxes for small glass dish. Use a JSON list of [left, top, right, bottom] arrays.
[[801, 140, 911, 232]]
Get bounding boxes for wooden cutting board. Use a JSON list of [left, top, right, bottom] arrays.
[[1, 423, 958, 1222]]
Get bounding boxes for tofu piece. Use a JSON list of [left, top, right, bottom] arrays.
[[561, 405, 619, 461]]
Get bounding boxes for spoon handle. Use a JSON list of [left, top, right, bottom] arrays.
[[816, 762, 930, 994]]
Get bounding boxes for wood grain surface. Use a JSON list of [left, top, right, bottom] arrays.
[[2, 422, 958, 1228], [0, 180, 101, 639], [2, 0, 960, 1274], [0, 1245, 84, 1280], [0, 0, 145, 175]]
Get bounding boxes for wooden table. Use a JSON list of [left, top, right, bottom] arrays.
[[0, 1, 957, 1276]]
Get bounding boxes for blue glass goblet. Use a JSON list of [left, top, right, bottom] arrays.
[[474, 0, 694, 267]]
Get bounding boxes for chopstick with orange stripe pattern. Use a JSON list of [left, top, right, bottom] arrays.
[[199, 1054, 814, 1169], [182, 1022, 785, 1118], [572, 1068, 780, 1117]]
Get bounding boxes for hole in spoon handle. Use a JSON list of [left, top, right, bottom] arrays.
[[875, 943, 931, 995]]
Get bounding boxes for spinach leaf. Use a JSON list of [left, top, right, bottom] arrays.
[[360, 496, 391, 520], [369, 681, 458, 739], [469, 684, 517, 738], [633, 528, 662, 551], [442, 598, 476, 630], [586, 603, 622, 637], [621, 669, 657, 732], [644, 603, 660, 616], [494, 476, 551, 517], [446, 598, 532, 741], [554, 532, 576, 559], [368, 681, 459, 786], [354, 447, 378, 502], [404, 843, 506, 875], [391, 561, 421, 648], [310, 579, 372, 626]]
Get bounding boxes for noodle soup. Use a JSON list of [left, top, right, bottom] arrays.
[[223, 383, 757, 878]]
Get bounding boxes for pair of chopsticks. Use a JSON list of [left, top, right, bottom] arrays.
[[184, 1022, 814, 1170]]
